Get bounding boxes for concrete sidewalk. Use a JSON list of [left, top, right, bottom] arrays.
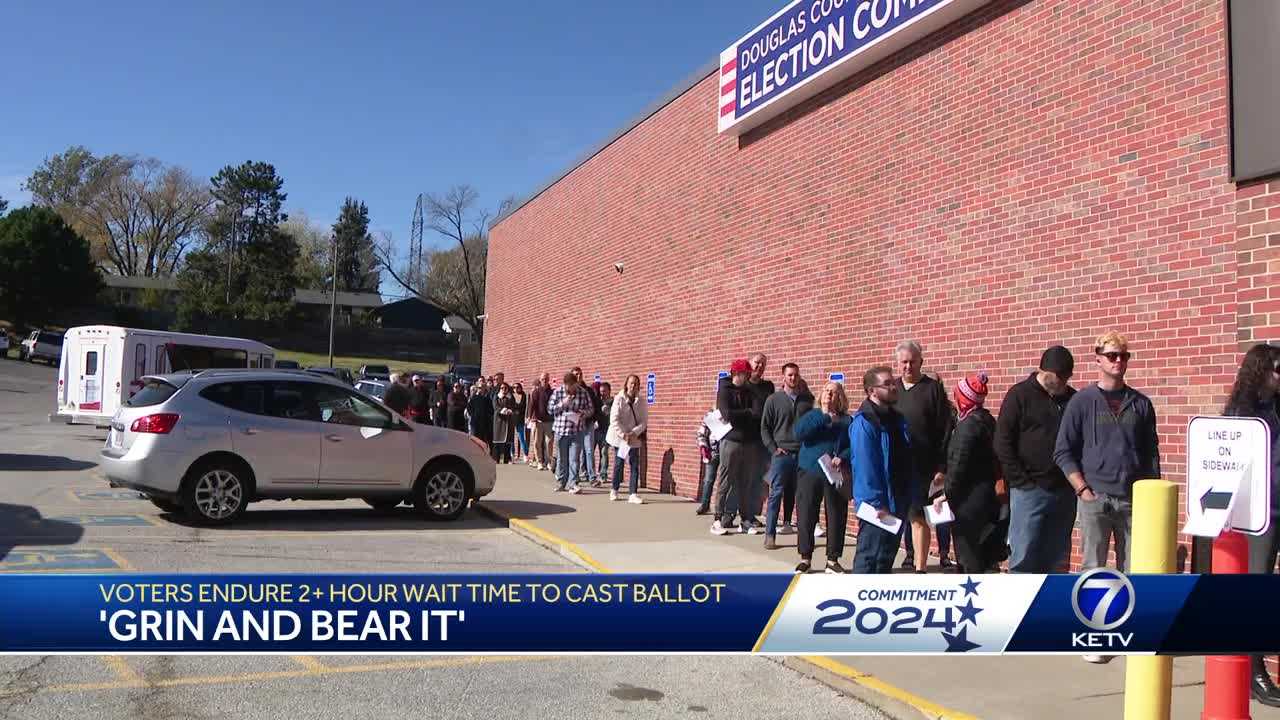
[[476, 462, 1280, 720]]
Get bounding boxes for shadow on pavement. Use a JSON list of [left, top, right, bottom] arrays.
[[477, 499, 577, 519], [0, 503, 85, 561], [0, 454, 97, 472], [156, 505, 506, 532]]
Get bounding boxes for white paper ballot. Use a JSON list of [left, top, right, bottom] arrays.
[[926, 501, 955, 526], [616, 440, 632, 459], [562, 410, 580, 423], [855, 502, 902, 534], [704, 409, 733, 442], [817, 453, 842, 487]]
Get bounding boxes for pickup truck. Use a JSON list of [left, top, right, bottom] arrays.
[[20, 330, 63, 364]]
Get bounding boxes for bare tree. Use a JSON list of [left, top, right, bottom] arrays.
[[376, 185, 512, 346], [279, 211, 332, 290]]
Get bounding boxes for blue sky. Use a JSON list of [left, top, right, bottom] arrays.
[[1, 0, 781, 294]]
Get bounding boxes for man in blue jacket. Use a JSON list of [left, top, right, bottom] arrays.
[[851, 366, 915, 574]]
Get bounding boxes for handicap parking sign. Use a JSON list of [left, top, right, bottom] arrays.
[[646, 373, 656, 405]]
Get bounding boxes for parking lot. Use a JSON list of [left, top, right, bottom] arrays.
[[0, 359, 882, 719]]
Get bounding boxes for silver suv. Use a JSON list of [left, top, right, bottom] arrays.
[[99, 369, 496, 525]]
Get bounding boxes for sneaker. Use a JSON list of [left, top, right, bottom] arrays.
[[825, 560, 846, 574], [610, 490, 619, 501], [628, 494, 644, 505], [591, 479, 603, 488], [568, 486, 582, 495], [778, 522, 795, 535], [710, 521, 728, 536], [763, 536, 778, 550], [815, 525, 826, 538], [901, 557, 916, 570], [939, 557, 954, 569], [1082, 655, 1115, 665], [695, 506, 710, 516], [540, 464, 549, 471], [553, 486, 565, 492], [795, 560, 811, 574], [746, 521, 761, 535]]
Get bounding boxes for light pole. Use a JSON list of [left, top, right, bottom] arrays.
[[328, 232, 338, 368]]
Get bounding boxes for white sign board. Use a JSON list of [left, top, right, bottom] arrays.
[[1183, 416, 1271, 537]]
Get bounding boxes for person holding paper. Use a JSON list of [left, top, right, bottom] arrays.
[[793, 381, 853, 573], [711, 359, 762, 535], [1223, 343, 1280, 707], [850, 366, 915, 574], [933, 372, 1002, 574], [607, 374, 648, 504], [549, 371, 595, 494]]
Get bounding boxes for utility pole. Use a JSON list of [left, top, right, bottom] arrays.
[[328, 232, 338, 367], [225, 206, 235, 306]]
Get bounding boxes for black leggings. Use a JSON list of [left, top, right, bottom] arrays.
[[796, 468, 848, 560]]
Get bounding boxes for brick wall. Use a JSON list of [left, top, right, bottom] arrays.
[[486, 0, 1248, 568], [1236, 179, 1280, 350]]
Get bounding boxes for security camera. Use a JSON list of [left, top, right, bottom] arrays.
[[613, 262, 625, 274]]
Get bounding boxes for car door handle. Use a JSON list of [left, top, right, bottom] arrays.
[[325, 434, 343, 442], [241, 428, 259, 436]]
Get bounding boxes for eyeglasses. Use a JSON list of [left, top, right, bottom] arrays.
[[1098, 351, 1131, 362]]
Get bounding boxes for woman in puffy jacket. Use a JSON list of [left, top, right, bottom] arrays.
[[934, 372, 1002, 574]]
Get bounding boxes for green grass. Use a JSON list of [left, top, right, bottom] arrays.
[[274, 349, 447, 373]]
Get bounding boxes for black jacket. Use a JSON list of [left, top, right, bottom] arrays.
[[895, 375, 953, 477], [995, 373, 1075, 490], [468, 393, 493, 440], [716, 379, 757, 444], [446, 391, 468, 432], [945, 408, 1000, 525], [383, 382, 412, 415]]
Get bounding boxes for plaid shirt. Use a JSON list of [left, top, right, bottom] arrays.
[[549, 385, 594, 436]]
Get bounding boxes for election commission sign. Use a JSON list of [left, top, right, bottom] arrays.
[[718, 0, 991, 135], [3, 572, 1280, 654]]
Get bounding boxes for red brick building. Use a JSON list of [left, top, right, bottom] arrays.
[[484, 0, 1279, 566]]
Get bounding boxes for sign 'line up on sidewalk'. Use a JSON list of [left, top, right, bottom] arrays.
[[1182, 415, 1271, 538]]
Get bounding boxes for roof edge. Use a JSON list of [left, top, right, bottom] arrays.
[[491, 56, 719, 230]]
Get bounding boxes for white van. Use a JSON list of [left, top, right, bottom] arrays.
[[51, 325, 277, 426]]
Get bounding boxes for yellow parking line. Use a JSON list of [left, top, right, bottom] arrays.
[[36, 655, 553, 694], [102, 656, 143, 685], [99, 547, 135, 571], [290, 656, 329, 671], [141, 514, 168, 528]]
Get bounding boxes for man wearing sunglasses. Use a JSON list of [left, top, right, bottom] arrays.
[[1053, 331, 1161, 663]]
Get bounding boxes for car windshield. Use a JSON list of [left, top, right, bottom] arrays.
[[126, 379, 179, 407], [38, 332, 62, 344]]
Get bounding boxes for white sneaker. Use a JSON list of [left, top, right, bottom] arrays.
[[745, 522, 761, 536], [815, 525, 826, 538], [710, 521, 727, 536], [1082, 654, 1114, 665], [568, 486, 582, 495], [610, 490, 619, 501], [779, 523, 795, 535], [628, 493, 644, 505]]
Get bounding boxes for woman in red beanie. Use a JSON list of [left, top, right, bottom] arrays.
[[934, 372, 1003, 573]]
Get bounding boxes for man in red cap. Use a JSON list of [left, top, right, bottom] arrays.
[[711, 358, 759, 535]]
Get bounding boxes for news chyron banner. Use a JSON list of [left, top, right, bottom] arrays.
[[0, 571, 1275, 653]]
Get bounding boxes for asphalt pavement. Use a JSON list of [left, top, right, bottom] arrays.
[[0, 358, 885, 720]]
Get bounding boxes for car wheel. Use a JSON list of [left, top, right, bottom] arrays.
[[182, 460, 249, 525], [149, 497, 183, 514], [364, 498, 403, 512], [413, 462, 470, 521]]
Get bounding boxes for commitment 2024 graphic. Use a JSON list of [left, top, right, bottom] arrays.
[[0, 573, 1275, 653]]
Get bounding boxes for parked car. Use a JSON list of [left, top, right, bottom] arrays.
[[358, 364, 391, 381], [98, 369, 496, 524], [0, 331, 8, 358], [274, 359, 301, 369], [20, 330, 63, 364], [306, 366, 355, 385], [445, 363, 480, 387], [354, 379, 388, 402]]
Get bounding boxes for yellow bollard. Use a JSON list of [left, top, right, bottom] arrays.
[[1123, 479, 1179, 720]]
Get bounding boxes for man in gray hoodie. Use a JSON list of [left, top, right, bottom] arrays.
[[760, 363, 814, 548], [1053, 331, 1160, 662]]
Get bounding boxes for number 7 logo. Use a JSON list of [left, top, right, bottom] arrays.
[[1071, 569, 1136, 631]]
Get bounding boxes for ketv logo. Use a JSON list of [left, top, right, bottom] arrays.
[[1070, 569, 1136, 649]]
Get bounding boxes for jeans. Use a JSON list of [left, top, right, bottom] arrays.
[[1008, 485, 1078, 573], [853, 519, 902, 574], [764, 453, 799, 537], [555, 431, 586, 490], [1078, 492, 1133, 572], [697, 457, 720, 511], [612, 446, 640, 494], [797, 468, 847, 560], [716, 439, 755, 525], [579, 422, 598, 482], [515, 425, 528, 457], [597, 431, 610, 479]]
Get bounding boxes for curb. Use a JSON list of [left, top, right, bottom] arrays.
[[471, 501, 610, 573], [472, 498, 974, 720]]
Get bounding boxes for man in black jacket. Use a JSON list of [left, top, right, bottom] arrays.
[[893, 341, 953, 572], [995, 346, 1077, 573], [760, 362, 814, 548], [712, 359, 760, 536], [744, 353, 776, 526]]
